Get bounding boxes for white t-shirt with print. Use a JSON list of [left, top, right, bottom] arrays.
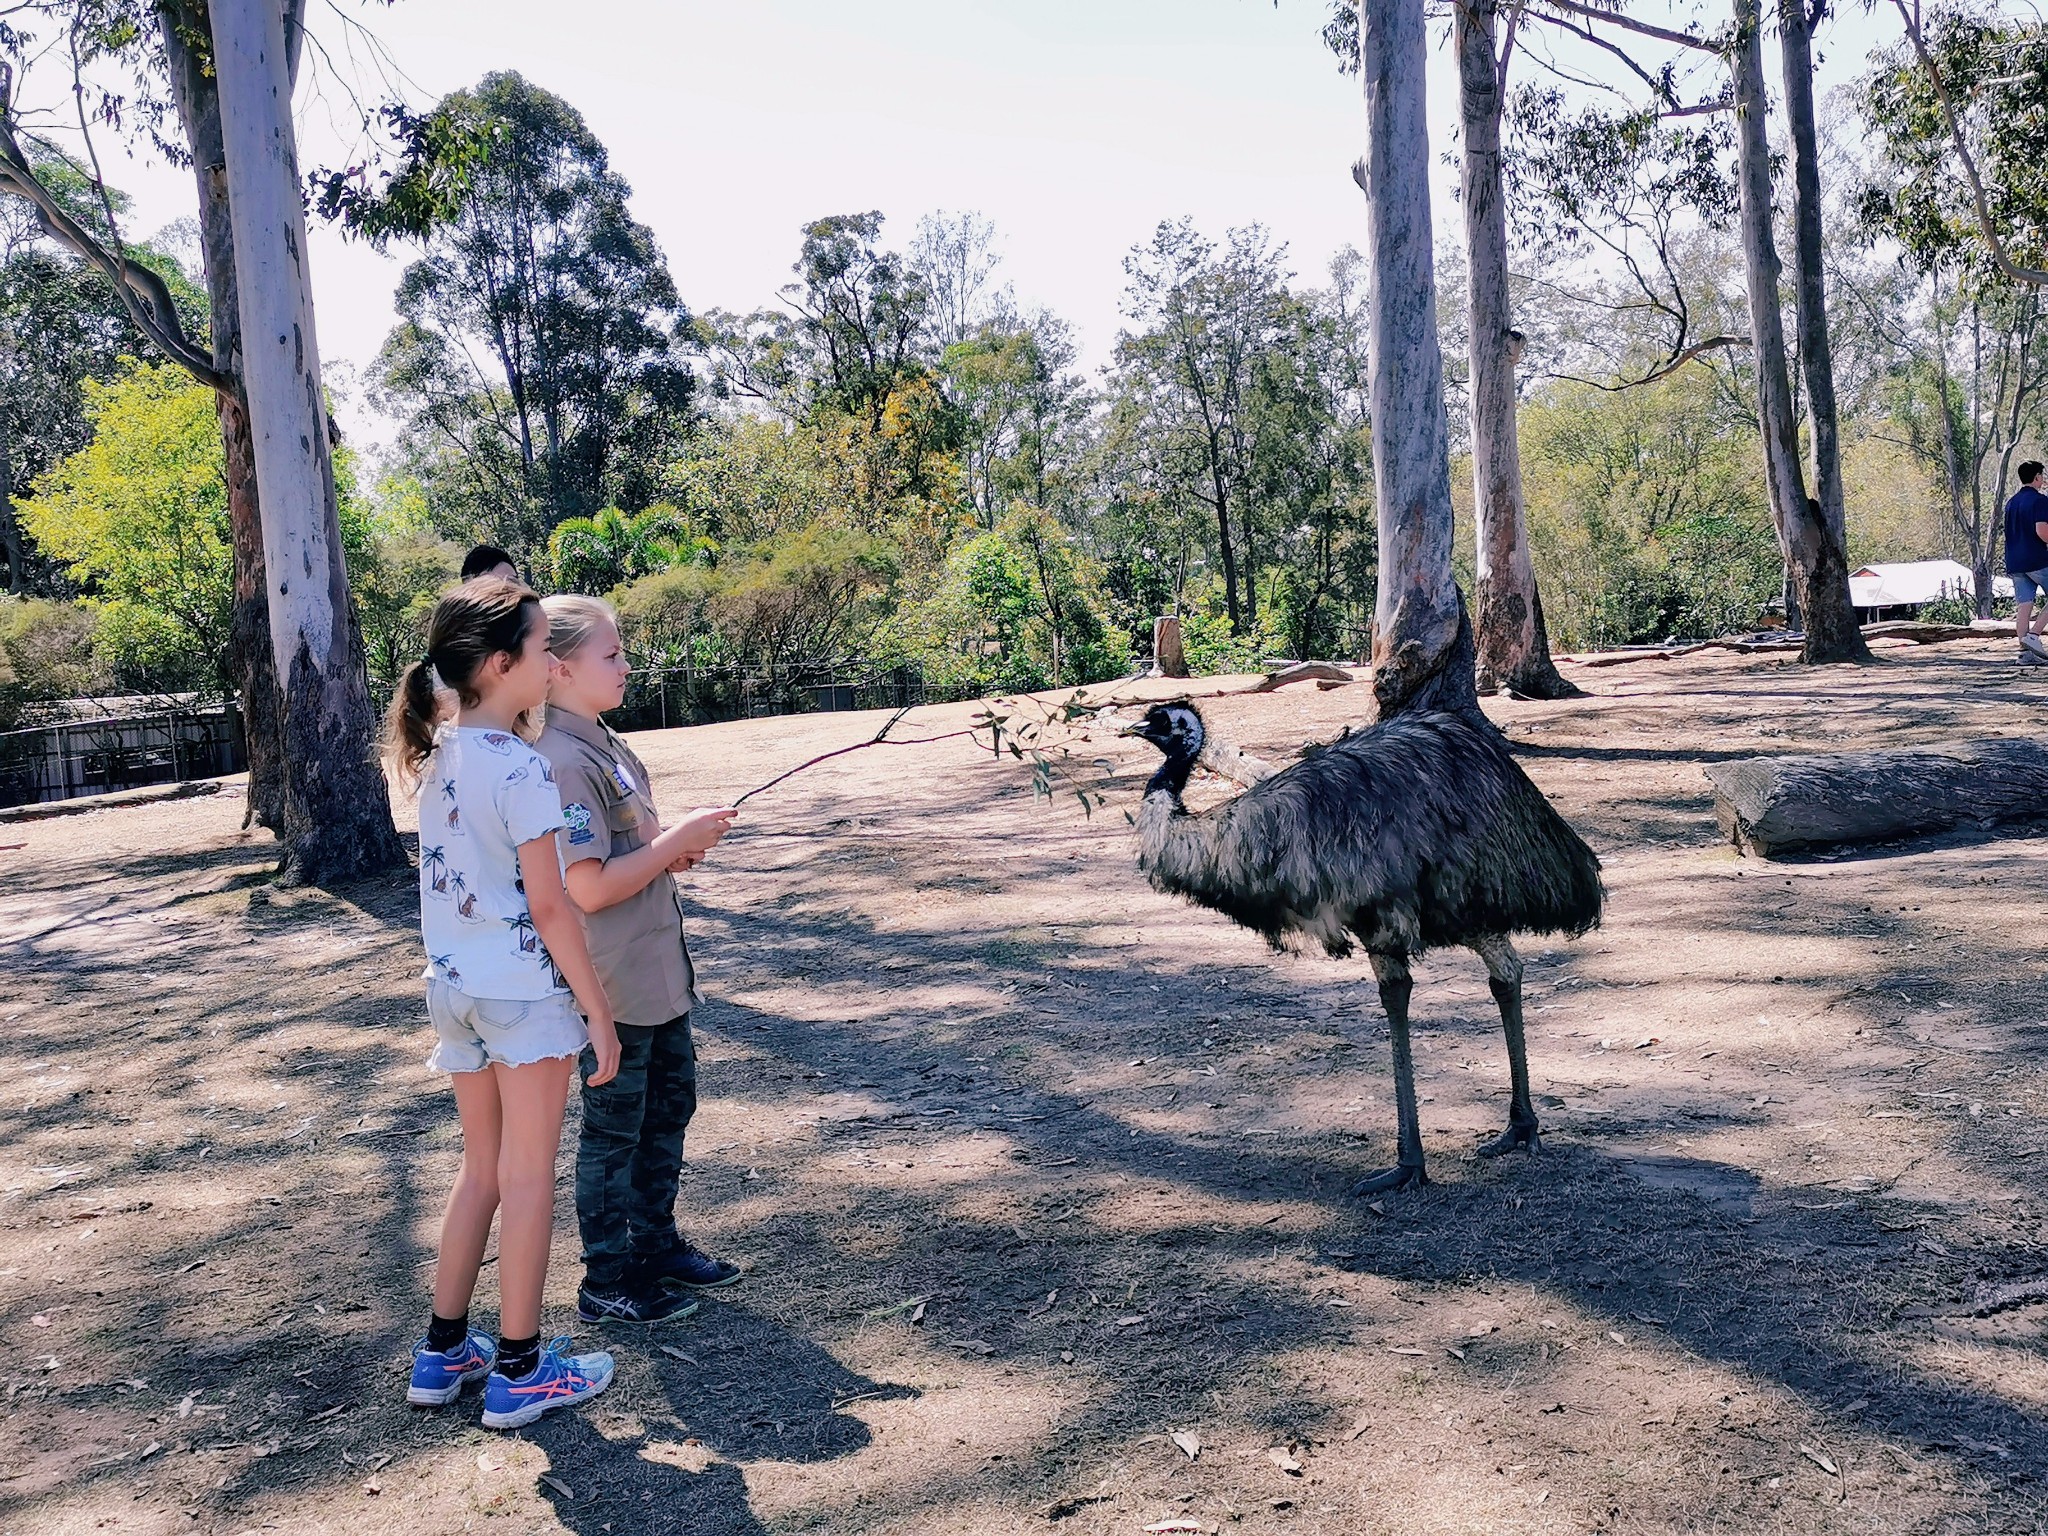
[[417, 726, 569, 1000]]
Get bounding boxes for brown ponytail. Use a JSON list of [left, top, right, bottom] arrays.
[[384, 576, 540, 787]]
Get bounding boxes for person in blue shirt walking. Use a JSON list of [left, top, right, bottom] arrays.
[[2006, 462, 2048, 662]]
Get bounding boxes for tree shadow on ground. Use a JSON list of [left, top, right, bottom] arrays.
[[8, 713, 2048, 1532]]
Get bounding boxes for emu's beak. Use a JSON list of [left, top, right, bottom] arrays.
[[1117, 721, 1148, 739]]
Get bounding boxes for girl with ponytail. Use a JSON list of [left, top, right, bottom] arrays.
[[384, 576, 623, 1431]]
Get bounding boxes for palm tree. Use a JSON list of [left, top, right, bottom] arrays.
[[421, 845, 449, 893], [548, 504, 714, 594]]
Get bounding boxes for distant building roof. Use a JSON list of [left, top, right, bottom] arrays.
[[1849, 560, 2011, 607]]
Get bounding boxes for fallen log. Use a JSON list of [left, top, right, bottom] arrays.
[[1565, 619, 2009, 668], [1563, 637, 1803, 669], [1860, 620, 2010, 645], [1705, 738, 2048, 857], [1238, 661, 1358, 693]]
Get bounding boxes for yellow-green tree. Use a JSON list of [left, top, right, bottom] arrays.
[[19, 361, 235, 691], [22, 359, 375, 695]]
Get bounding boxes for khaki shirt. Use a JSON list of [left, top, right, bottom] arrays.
[[535, 707, 700, 1027]]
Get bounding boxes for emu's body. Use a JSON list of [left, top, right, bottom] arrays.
[[1127, 702, 1602, 1194]]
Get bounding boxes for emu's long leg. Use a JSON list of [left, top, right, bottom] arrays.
[[1351, 950, 1428, 1197], [1473, 934, 1540, 1157]]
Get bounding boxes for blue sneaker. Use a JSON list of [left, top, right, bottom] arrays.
[[406, 1329, 496, 1407], [479, 1338, 614, 1431]]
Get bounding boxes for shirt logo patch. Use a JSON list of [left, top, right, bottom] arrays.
[[610, 764, 636, 797], [563, 802, 596, 847]]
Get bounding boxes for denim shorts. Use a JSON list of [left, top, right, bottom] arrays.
[[2016, 569, 2048, 604], [425, 979, 587, 1074]]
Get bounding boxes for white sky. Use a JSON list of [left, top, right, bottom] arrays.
[[71, 0, 1900, 445]]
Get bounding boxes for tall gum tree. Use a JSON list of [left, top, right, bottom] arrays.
[[1356, 0, 1477, 718], [1730, 0, 1866, 663], [211, 0, 403, 882], [1776, 0, 1849, 555], [1456, 0, 1578, 698], [159, 0, 288, 833]]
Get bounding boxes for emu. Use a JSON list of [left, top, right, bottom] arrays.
[[1122, 701, 1602, 1196]]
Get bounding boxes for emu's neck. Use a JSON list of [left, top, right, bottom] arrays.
[[1145, 749, 1197, 801]]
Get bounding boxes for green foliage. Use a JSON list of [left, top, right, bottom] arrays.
[[667, 416, 839, 547], [894, 505, 1120, 692], [940, 318, 1092, 530], [354, 532, 461, 696], [1178, 598, 1287, 676], [0, 147, 209, 595], [604, 522, 900, 701], [312, 99, 504, 247], [1858, 11, 2048, 280], [708, 524, 899, 679], [368, 72, 696, 563], [0, 597, 107, 728], [1520, 372, 1782, 646], [548, 504, 711, 594], [18, 361, 233, 691], [612, 564, 730, 670]]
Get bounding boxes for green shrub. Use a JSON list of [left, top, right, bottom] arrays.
[[0, 597, 108, 728], [612, 563, 732, 671], [356, 532, 462, 697]]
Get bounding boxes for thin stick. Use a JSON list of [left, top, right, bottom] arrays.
[[734, 706, 978, 805]]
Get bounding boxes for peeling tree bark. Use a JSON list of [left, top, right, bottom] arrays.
[[1730, 0, 1867, 665], [1458, 0, 1578, 700], [1357, 0, 1479, 720], [160, 0, 286, 833], [211, 0, 403, 883]]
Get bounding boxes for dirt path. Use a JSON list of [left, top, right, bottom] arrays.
[[2, 641, 2046, 1536]]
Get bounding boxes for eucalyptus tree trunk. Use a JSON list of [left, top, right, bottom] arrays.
[[159, 0, 287, 833], [211, 0, 404, 883], [1458, 0, 1578, 699], [1730, 0, 1867, 664], [1357, 0, 1477, 718], [1777, 0, 1848, 552]]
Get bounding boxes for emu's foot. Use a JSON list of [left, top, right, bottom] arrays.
[[1477, 1119, 1542, 1158], [1349, 1162, 1428, 1198]]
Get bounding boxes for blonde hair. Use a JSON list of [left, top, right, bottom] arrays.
[[542, 594, 619, 661]]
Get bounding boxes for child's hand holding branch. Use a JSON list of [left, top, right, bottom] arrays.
[[655, 807, 737, 872]]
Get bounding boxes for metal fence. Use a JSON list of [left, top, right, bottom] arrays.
[[0, 702, 245, 809], [608, 660, 982, 733]]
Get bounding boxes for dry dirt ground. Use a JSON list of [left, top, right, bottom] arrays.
[[3, 640, 2048, 1536]]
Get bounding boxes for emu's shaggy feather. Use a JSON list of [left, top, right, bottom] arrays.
[[1137, 710, 1602, 956]]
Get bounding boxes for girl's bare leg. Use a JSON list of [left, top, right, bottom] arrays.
[[432, 1068, 505, 1320], [490, 1055, 575, 1340]]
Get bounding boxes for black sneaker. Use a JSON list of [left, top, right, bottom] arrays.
[[636, 1245, 743, 1290], [576, 1281, 701, 1325]]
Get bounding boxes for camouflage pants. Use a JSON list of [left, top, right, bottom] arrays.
[[574, 1014, 697, 1290]]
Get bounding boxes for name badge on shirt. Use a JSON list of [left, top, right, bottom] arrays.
[[610, 763, 636, 798]]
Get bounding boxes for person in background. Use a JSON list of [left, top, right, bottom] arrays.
[[386, 577, 622, 1430], [435, 549, 527, 725], [535, 594, 742, 1326], [461, 545, 521, 584], [2004, 461, 2048, 662]]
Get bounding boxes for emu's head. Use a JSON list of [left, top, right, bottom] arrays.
[[1121, 700, 1206, 765]]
